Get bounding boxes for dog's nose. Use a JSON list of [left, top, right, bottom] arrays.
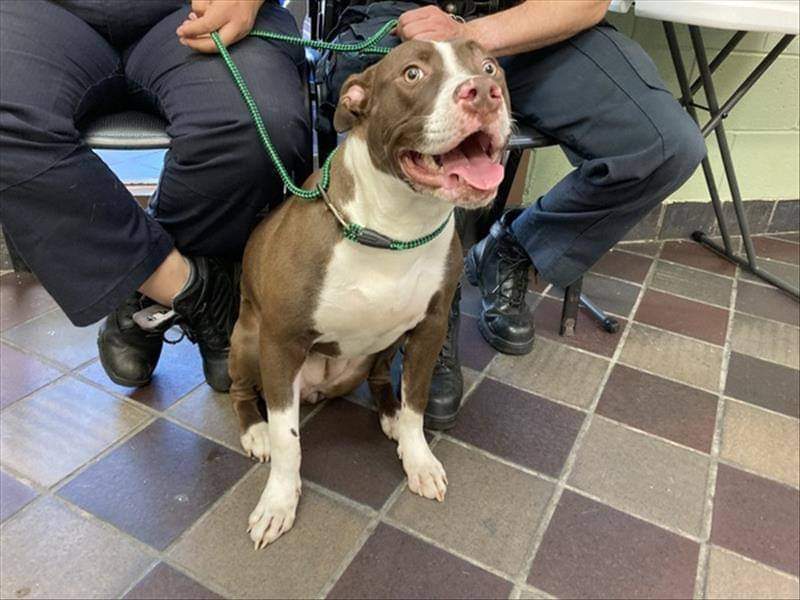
[[455, 77, 502, 114]]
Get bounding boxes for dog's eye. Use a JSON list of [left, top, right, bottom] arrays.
[[482, 60, 497, 76], [404, 66, 423, 83]]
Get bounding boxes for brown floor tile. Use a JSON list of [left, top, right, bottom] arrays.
[[535, 296, 626, 357], [649, 260, 733, 307], [58, 419, 252, 550], [598, 365, 718, 452], [450, 378, 584, 477], [617, 241, 662, 257], [661, 240, 736, 276], [329, 523, 513, 599], [635, 289, 729, 345], [0, 343, 61, 409], [300, 400, 405, 508], [720, 400, 799, 488], [79, 336, 204, 411], [389, 440, 554, 575], [735, 280, 800, 326], [752, 237, 800, 265], [591, 250, 653, 284], [529, 490, 699, 599], [169, 468, 370, 599], [711, 464, 799, 576], [460, 314, 497, 371], [706, 546, 800, 600], [490, 336, 608, 408], [740, 259, 800, 289], [0, 469, 37, 522], [620, 324, 723, 392], [168, 387, 243, 451], [0, 377, 148, 487], [724, 352, 799, 418], [1, 309, 99, 369], [730, 312, 799, 369], [569, 417, 709, 536], [124, 563, 221, 599], [0, 497, 152, 599], [0, 273, 57, 332]]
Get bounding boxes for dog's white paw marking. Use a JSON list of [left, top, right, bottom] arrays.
[[402, 448, 448, 502], [247, 478, 301, 549], [380, 412, 399, 442], [240, 422, 270, 462]]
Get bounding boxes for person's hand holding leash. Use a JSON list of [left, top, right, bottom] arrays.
[[176, 0, 265, 52], [396, 5, 466, 42]]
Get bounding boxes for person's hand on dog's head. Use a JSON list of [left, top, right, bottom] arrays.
[[397, 5, 467, 42], [176, 0, 265, 53]]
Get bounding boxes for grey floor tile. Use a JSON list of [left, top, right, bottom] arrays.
[[490, 336, 608, 408], [735, 280, 800, 326], [0, 497, 152, 599], [389, 440, 554, 575], [724, 352, 800, 418], [720, 400, 799, 488], [730, 312, 799, 369], [169, 467, 370, 599], [59, 419, 252, 550], [706, 546, 800, 599], [0, 343, 62, 409], [649, 260, 732, 306], [619, 324, 723, 392], [574, 273, 641, 317], [0, 469, 37, 522], [740, 259, 800, 289], [569, 417, 710, 536], [0, 378, 149, 487], [2, 309, 100, 369], [168, 386, 242, 450]]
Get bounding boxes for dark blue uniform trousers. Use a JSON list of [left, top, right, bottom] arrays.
[[0, 0, 310, 326], [321, 2, 707, 288]]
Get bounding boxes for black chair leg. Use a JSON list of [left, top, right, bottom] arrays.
[[560, 277, 582, 336]]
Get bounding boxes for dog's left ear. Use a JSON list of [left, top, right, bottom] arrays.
[[334, 66, 376, 132]]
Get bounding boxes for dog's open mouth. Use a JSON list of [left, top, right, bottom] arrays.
[[400, 130, 504, 193]]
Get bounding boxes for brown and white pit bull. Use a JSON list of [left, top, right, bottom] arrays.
[[229, 38, 512, 549]]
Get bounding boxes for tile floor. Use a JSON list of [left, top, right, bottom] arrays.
[[1, 235, 799, 599]]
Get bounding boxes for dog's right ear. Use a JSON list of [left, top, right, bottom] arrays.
[[334, 66, 376, 132]]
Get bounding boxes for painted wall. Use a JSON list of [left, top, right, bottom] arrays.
[[523, 12, 800, 205]]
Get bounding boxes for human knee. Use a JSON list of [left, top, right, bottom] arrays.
[[662, 114, 707, 183]]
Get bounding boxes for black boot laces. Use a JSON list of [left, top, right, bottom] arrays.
[[174, 263, 239, 352], [491, 244, 531, 310]]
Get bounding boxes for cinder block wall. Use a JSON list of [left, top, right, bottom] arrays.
[[523, 12, 800, 211]]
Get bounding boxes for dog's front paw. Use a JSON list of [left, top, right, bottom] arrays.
[[403, 450, 448, 502], [247, 479, 301, 549], [240, 422, 270, 462]]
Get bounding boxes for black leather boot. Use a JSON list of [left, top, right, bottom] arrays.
[[171, 257, 240, 393], [464, 208, 535, 355], [426, 284, 463, 431], [98, 293, 164, 387]]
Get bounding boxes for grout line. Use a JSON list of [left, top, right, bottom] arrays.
[[708, 544, 800, 583], [511, 255, 661, 590], [692, 258, 739, 599]]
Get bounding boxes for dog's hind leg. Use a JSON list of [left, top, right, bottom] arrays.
[[248, 335, 305, 549], [230, 298, 269, 462]]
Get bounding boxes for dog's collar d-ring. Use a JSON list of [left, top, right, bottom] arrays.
[[316, 185, 453, 251]]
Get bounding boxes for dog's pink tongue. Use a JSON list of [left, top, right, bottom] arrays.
[[441, 136, 504, 191]]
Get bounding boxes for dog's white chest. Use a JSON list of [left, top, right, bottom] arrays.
[[313, 226, 453, 356]]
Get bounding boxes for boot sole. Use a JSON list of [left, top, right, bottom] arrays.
[[477, 311, 535, 356], [424, 412, 459, 431]]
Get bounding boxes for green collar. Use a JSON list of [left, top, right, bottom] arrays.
[[316, 185, 453, 251]]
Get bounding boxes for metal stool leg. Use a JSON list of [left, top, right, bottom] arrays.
[[560, 278, 582, 336]]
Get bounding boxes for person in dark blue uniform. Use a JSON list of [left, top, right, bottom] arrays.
[[1, 0, 311, 392]]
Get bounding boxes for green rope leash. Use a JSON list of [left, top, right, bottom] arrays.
[[210, 19, 396, 200], [211, 18, 452, 250]]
